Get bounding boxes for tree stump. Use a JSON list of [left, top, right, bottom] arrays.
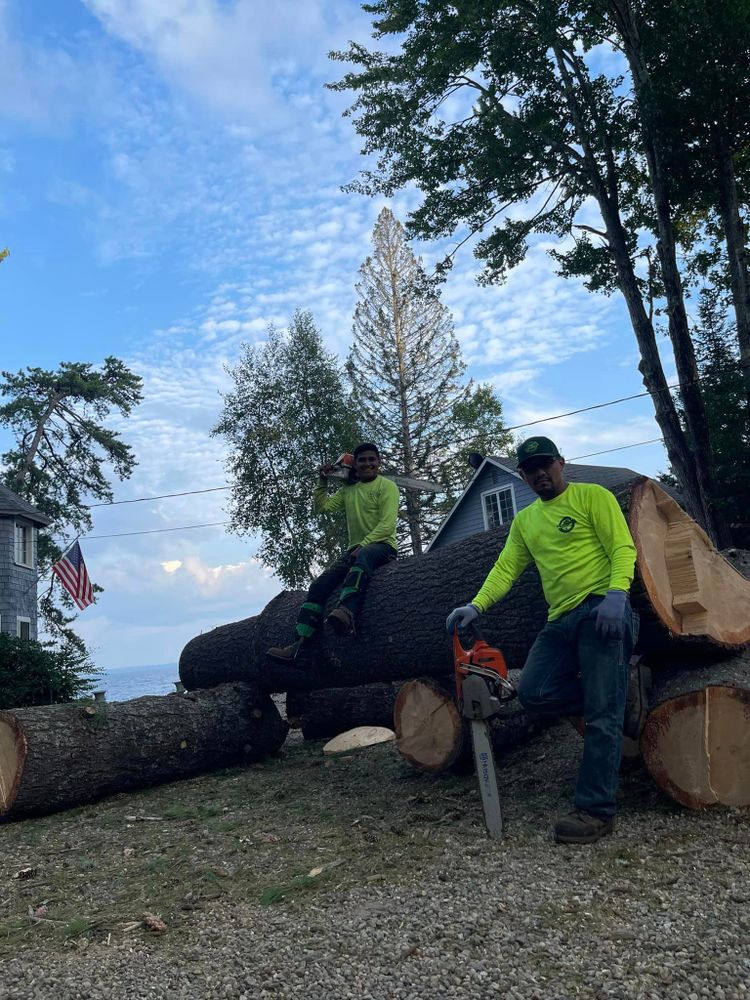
[[0, 683, 288, 820]]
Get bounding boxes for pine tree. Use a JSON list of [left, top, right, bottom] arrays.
[[348, 208, 512, 554]]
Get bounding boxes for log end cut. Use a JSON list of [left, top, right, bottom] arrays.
[[641, 685, 750, 809], [0, 715, 25, 816], [394, 678, 463, 774], [630, 479, 750, 648]]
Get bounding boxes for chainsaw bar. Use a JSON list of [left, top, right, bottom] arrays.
[[461, 672, 504, 839]]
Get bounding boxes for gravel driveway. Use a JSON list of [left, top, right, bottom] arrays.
[[1, 717, 748, 1000]]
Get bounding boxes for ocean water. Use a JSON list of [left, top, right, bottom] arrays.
[[88, 663, 181, 702]]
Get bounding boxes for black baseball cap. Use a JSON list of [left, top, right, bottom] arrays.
[[516, 436, 562, 469]]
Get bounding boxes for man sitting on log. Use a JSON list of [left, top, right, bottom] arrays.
[[268, 443, 399, 663], [446, 435, 639, 845]]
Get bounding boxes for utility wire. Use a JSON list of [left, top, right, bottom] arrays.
[[81, 521, 229, 541], [86, 486, 229, 508], [569, 437, 664, 461]]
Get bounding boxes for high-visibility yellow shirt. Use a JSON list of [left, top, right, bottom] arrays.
[[313, 475, 399, 551], [472, 482, 637, 621]]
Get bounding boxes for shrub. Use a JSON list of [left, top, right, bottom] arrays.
[[0, 633, 98, 709]]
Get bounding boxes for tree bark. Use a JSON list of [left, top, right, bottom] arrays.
[[286, 681, 405, 740], [608, 0, 725, 543], [714, 127, 750, 408], [0, 683, 288, 820], [393, 673, 553, 774], [180, 478, 750, 695], [551, 41, 706, 528], [179, 615, 260, 691], [640, 652, 750, 809]]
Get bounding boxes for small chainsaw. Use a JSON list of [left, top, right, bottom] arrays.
[[453, 623, 516, 839]]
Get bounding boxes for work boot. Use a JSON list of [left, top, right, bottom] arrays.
[[267, 637, 306, 664], [553, 810, 614, 845], [623, 655, 652, 740], [325, 606, 356, 638]]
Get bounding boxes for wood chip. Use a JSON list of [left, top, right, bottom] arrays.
[[143, 911, 167, 933]]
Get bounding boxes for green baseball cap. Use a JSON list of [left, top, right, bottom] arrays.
[[516, 435, 562, 469]]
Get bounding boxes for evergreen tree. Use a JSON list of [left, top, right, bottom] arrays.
[[348, 208, 512, 554], [691, 289, 750, 543], [0, 358, 143, 660], [214, 310, 361, 587]]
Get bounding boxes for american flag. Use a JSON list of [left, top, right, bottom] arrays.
[[52, 541, 95, 610]]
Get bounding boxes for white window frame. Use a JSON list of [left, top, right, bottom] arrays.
[[480, 484, 518, 531], [14, 522, 35, 568], [16, 617, 32, 640]]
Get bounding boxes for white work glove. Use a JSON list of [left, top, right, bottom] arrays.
[[446, 603, 480, 635]]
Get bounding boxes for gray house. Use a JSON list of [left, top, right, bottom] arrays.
[[0, 483, 52, 640], [428, 455, 647, 551]]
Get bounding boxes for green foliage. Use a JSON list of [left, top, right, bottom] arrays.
[[348, 208, 513, 552], [214, 310, 362, 588], [0, 248, 8, 265], [691, 290, 750, 541], [0, 357, 143, 653], [0, 633, 96, 710]]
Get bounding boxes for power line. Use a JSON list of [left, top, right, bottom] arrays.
[[86, 486, 229, 508], [81, 521, 229, 541], [569, 437, 664, 461]]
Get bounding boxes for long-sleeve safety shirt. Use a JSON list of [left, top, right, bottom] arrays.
[[472, 482, 637, 621], [313, 475, 399, 551]]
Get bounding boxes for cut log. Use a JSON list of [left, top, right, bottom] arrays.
[[640, 652, 750, 809], [0, 683, 288, 821], [628, 481, 750, 653], [393, 673, 553, 774], [179, 615, 260, 691], [286, 682, 405, 740], [180, 479, 750, 694]]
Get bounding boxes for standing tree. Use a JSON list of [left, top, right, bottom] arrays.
[[348, 208, 512, 554], [214, 310, 361, 588], [0, 358, 143, 656], [330, 0, 729, 541]]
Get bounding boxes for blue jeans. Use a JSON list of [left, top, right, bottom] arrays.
[[516, 595, 639, 818]]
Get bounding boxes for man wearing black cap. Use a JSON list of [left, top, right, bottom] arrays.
[[447, 436, 639, 844]]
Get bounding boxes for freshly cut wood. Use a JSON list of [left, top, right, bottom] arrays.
[[286, 682, 404, 740], [394, 678, 464, 773], [640, 652, 750, 809], [180, 479, 750, 694], [0, 683, 288, 821], [629, 480, 750, 651], [394, 673, 552, 774], [322, 726, 396, 754]]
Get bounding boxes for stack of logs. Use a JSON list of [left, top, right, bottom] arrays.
[[1, 478, 748, 820]]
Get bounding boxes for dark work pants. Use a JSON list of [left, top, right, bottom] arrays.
[[294, 542, 397, 640], [516, 594, 639, 818]]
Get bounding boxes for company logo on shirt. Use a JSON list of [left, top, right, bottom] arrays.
[[557, 516, 576, 533]]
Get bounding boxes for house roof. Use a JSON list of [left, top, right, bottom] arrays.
[[0, 483, 53, 526], [427, 454, 685, 550]]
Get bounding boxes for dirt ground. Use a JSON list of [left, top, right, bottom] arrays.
[[0, 718, 746, 963]]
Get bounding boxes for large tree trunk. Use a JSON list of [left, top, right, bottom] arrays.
[[393, 674, 552, 774], [180, 479, 750, 694], [0, 683, 287, 821], [286, 681, 405, 740], [640, 652, 750, 809], [714, 127, 750, 408]]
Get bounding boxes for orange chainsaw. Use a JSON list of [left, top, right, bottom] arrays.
[[453, 623, 516, 839]]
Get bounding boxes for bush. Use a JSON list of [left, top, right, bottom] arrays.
[[0, 633, 98, 709]]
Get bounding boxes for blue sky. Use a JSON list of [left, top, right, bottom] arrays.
[[1, 0, 675, 670]]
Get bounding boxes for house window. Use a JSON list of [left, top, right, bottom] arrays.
[[17, 618, 31, 640], [14, 523, 34, 568], [481, 486, 517, 530]]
